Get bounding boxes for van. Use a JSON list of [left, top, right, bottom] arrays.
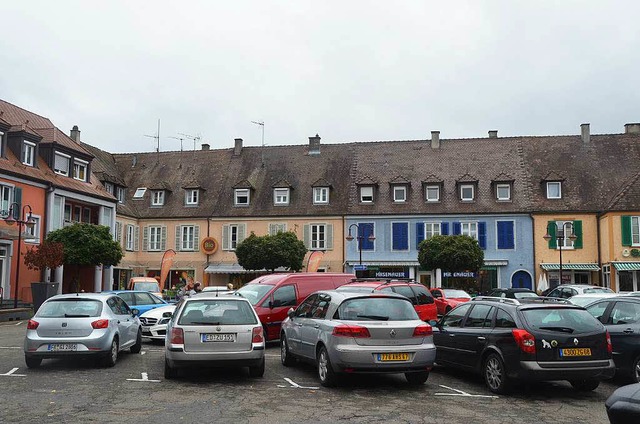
[[234, 273, 355, 341], [128, 277, 162, 298]]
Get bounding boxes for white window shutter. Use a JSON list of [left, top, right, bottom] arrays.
[[238, 224, 246, 243], [326, 224, 333, 250], [116, 222, 122, 245], [194, 225, 200, 250], [303, 224, 310, 248], [269, 223, 275, 235], [142, 226, 149, 251], [222, 225, 229, 250], [161, 226, 167, 251], [134, 225, 140, 251], [175, 225, 181, 251]]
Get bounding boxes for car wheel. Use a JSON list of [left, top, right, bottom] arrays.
[[25, 355, 42, 368], [317, 346, 338, 387], [249, 357, 265, 378], [631, 355, 640, 383], [130, 328, 142, 354], [483, 353, 510, 394], [164, 359, 178, 379], [405, 371, 429, 385], [570, 379, 600, 391], [102, 337, 119, 367], [280, 334, 295, 366]]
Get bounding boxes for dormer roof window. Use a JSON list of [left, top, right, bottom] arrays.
[[22, 141, 35, 166], [151, 190, 165, 206], [185, 189, 199, 206], [73, 158, 88, 181], [546, 181, 562, 199], [235, 188, 250, 206], [54, 152, 70, 176], [274, 188, 290, 205]]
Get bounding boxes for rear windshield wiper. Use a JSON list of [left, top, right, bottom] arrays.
[[64, 313, 91, 318], [189, 321, 221, 325], [538, 326, 575, 333], [356, 314, 389, 321]]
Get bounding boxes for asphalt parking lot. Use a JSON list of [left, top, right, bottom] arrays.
[[0, 320, 619, 424]]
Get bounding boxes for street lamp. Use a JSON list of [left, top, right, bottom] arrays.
[[4, 203, 36, 308], [543, 222, 577, 288], [346, 223, 376, 274]]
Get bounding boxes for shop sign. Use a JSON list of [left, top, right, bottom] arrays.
[[442, 271, 477, 278], [201, 237, 219, 255], [375, 270, 410, 279]]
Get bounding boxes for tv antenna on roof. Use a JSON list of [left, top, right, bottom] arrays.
[[178, 133, 201, 151], [168, 136, 184, 151], [251, 120, 265, 167], [144, 119, 161, 161]]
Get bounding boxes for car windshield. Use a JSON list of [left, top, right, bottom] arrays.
[[134, 282, 160, 292], [178, 300, 258, 325], [37, 299, 103, 318], [514, 292, 539, 299], [234, 284, 274, 305], [335, 297, 418, 321], [583, 287, 613, 294], [522, 308, 603, 333], [443, 289, 471, 299]]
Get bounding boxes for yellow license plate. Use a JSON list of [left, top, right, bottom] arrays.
[[560, 348, 591, 357], [378, 353, 410, 361]]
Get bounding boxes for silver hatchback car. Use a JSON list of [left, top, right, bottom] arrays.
[[24, 293, 142, 368], [164, 293, 265, 379], [280, 290, 436, 387]]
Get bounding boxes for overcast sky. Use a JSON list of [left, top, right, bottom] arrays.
[[1, 1, 639, 153]]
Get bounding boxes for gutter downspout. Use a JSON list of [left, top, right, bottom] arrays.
[[530, 213, 537, 290], [596, 211, 602, 286], [342, 215, 346, 273]]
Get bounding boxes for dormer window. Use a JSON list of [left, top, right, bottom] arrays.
[[151, 190, 165, 206], [116, 187, 126, 203], [274, 188, 290, 205], [460, 184, 475, 201], [54, 152, 70, 176], [185, 189, 199, 205], [22, 141, 35, 166], [313, 187, 329, 204], [235, 189, 250, 206], [425, 185, 440, 202], [133, 187, 147, 199], [360, 186, 374, 203], [393, 186, 407, 203], [104, 182, 114, 194], [496, 183, 511, 201], [73, 159, 88, 181], [546, 182, 562, 199]]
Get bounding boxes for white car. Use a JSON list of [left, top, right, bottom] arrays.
[[567, 293, 619, 307], [139, 304, 176, 341]]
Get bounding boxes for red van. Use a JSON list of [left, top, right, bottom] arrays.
[[234, 273, 355, 341]]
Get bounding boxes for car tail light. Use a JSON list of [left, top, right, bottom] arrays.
[[413, 324, 433, 337], [332, 325, 371, 338], [512, 329, 536, 354], [27, 320, 39, 330], [91, 319, 109, 329], [606, 331, 612, 354], [252, 326, 264, 343], [170, 327, 184, 344]]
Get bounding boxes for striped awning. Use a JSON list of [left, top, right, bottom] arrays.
[[345, 261, 420, 267], [612, 262, 640, 271], [540, 263, 600, 271], [204, 264, 287, 274]]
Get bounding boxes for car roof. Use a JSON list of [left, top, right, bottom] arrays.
[[557, 284, 607, 289], [472, 296, 582, 310], [339, 280, 419, 288], [46, 293, 113, 301], [185, 292, 248, 300], [491, 288, 534, 292], [316, 289, 411, 302], [103, 290, 157, 294]]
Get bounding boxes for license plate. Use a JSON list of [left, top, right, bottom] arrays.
[[48, 343, 77, 352], [201, 333, 235, 342], [377, 353, 410, 361], [560, 348, 591, 357]]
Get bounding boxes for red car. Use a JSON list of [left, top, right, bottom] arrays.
[[336, 280, 437, 321], [429, 288, 472, 316]]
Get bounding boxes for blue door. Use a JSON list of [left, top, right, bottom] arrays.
[[511, 271, 532, 289]]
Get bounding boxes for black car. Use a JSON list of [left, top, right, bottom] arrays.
[[585, 296, 640, 383], [431, 297, 615, 394], [606, 383, 640, 423], [486, 288, 539, 300]]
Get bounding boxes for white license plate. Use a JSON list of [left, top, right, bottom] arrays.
[[48, 343, 78, 352], [202, 333, 235, 342]]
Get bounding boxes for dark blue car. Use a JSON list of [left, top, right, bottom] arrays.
[[103, 290, 168, 315]]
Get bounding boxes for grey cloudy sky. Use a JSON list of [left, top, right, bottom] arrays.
[[1, 1, 639, 153]]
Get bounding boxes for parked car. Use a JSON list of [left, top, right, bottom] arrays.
[[585, 296, 640, 382], [567, 293, 619, 308], [234, 273, 355, 341], [336, 280, 437, 321], [139, 304, 176, 341], [164, 292, 265, 379], [486, 288, 539, 300], [280, 290, 436, 387], [24, 293, 142, 368], [430, 288, 472, 315], [545, 284, 613, 300], [128, 276, 162, 298], [605, 382, 640, 423], [202, 286, 234, 295], [103, 290, 168, 315], [431, 296, 615, 394]]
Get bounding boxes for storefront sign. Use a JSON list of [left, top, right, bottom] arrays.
[[375, 270, 410, 279], [442, 271, 477, 278], [201, 237, 219, 255]]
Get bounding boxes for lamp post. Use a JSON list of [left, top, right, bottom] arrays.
[[345, 223, 375, 275], [543, 222, 577, 288], [4, 203, 36, 308]]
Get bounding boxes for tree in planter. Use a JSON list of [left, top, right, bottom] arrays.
[[236, 231, 307, 272], [418, 234, 484, 275], [23, 241, 65, 280], [45, 224, 124, 292]]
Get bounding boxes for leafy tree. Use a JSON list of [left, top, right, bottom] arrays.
[[236, 231, 307, 272], [46, 224, 123, 268], [23, 241, 65, 272], [418, 235, 484, 272]]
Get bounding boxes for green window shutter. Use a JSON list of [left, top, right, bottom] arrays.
[[142, 226, 149, 251], [303, 224, 310, 248], [547, 221, 557, 249], [161, 226, 167, 251], [326, 224, 333, 250], [622, 216, 632, 246], [175, 225, 181, 251], [13, 187, 22, 220], [222, 225, 230, 250], [573, 220, 583, 249]]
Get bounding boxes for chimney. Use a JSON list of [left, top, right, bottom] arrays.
[[233, 138, 243, 155], [581, 123, 590, 144], [201, 143, 210, 151], [625, 123, 640, 134], [308, 134, 321, 155], [431, 131, 440, 149], [70, 125, 81, 143], [488, 130, 498, 138]]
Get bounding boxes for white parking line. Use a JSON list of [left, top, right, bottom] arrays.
[[277, 378, 319, 390], [0, 368, 27, 377], [434, 385, 498, 398], [15, 321, 24, 326], [126, 372, 160, 383], [0, 346, 21, 349]]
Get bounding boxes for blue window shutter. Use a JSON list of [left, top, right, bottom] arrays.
[[416, 222, 424, 248], [453, 222, 461, 235], [393, 223, 408, 250], [478, 222, 487, 250], [441, 222, 449, 235], [506, 222, 514, 249], [360, 223, 374, 250], [497, 221, 514, 249]]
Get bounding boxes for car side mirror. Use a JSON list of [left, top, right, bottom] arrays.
[[131, 308, 140, 316], [162, 312, 173, 318], [287, 307, 295, 318]]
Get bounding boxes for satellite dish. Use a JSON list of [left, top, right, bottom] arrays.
[[622, 249, 631, 257]]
